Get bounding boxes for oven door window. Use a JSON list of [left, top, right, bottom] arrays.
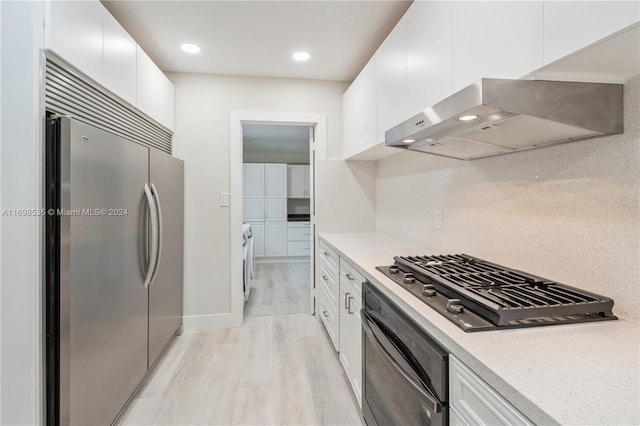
[[363, 314, 447, 426]]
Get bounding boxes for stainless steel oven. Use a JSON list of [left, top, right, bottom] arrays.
[[362, 282, 448, 426]]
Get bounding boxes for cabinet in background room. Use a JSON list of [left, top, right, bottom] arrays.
[[265, 222, 287, 256], [243, 163, 287, 257], [287, 221, 311, 256], [287, 165, 310, 198], [265, 164, 288, 198]]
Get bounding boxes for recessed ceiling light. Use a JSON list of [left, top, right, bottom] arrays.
[[292, 51, 311, 62], [402, 139, 415, 144], [181, 43, 201, 54], [458, 115, 479, 121]]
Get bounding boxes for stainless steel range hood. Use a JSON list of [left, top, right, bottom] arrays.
[[385, 79, 623, 160]]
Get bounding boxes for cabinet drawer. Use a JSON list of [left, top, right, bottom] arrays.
[[450, 355, 533, 426], [288, 226, 311, 241], [318, 262, 339, 306], [318, 284, 339, 351], [287, 240, 310, 256], [318, 239, 339, 272], [287, 221, 310, 229], [340, 258, 366, 301]]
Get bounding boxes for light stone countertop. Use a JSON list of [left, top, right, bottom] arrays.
[[319, 232, 640, 426]]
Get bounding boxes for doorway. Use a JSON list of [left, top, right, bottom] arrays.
[[229, 111, 327, 326], [242, 124, 311, 317]]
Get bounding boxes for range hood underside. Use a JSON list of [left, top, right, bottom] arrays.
[[408, 109, 604, 160], [385, 79, 623, 161]]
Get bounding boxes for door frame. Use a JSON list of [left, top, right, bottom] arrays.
[[229, 111, 327, 326]]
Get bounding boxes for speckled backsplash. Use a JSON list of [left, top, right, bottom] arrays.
[[376, 74, 640, 321]]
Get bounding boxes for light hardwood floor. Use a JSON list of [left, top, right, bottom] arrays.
[[245, 261, 310, 317], [121, 313, 364, 426]]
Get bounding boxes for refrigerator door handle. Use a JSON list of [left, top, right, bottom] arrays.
[[149, 183, 163, 285], [144, 183, 159, 289]]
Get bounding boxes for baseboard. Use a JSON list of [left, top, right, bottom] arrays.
[[256, 256, 311, 264], [182, 312, 242, 331]]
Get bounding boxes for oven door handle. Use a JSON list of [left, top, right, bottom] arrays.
[[362, 313, 442, 414]]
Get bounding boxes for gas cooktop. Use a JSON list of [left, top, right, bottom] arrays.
[[376, 254, 617, 332]]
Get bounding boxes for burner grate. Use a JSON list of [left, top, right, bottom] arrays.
[[393, 254, 616, 326]]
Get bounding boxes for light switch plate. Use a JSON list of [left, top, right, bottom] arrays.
[[220, 193, 230, 207], [435, 210, 443, 230]]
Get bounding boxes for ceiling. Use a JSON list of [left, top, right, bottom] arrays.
[[243, 124, 310, 153], [101, 0, 412, 82]]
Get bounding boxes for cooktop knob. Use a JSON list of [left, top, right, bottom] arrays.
[[403, 274, 416, 284], [446, 299, 464, 314], [389, 265, 400, 274], [422, 284, 436, 297]]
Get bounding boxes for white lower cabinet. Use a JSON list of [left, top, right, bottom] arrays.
[[316, 238, 364, 406], [264, 222, 286, 256], [339, 258, 363, 408], [287, 222, 311, 256], [317, 242, 340, 350], [449, 355, 533, 426]]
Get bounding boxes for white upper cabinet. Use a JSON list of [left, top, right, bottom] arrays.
[[135, 46, 175, 130], [265, 199, 287, 221], [136, 46, 160, 122], [452, 1, 543, 91], [543, 1, 640, 65], [376, 14, 410, 143], [264, 164, 287, 198], [101, 8, 136, 105], [342, 58, 378, 159], [46, 0, 175, 131], [406, 1, 453, 113], [287, 165, 309, 198], [243, 163, 265, 198], [157, 73, 176, 131], [243, 199, 264, 222], [46, 0, 103, 81]]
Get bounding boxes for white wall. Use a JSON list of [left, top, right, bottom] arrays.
[[316, 159, 377, 233], [170, 72, 352, 321], [376, 74, 640, 321], [0, 1, 45, 424]]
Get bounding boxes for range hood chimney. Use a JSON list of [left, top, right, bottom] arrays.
[[385, 79, 623, 160]]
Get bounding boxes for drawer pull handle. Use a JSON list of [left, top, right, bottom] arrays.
[[323, 251, 330, 256], [347, 296, 354, 314], [322, 310, 329, 318], [345, 273, 355, 281], [322, 275, 329, 281], [344, 292, 351, 309]]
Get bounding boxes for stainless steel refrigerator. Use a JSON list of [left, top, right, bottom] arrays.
[[45, 117, 184, 426]]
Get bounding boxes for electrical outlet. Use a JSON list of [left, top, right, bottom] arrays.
[[220, 193, 230, 207], [434, 210, 443, 230]]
